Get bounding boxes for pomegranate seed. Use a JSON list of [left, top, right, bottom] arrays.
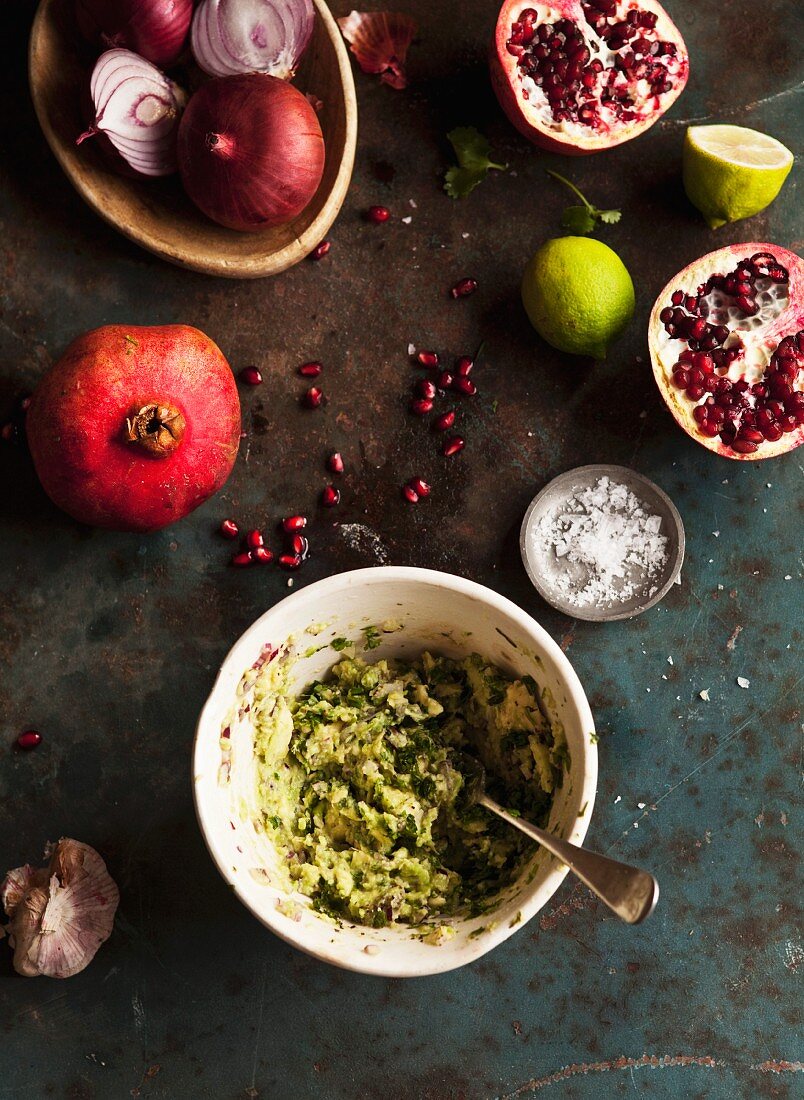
[[366, 205, 390, 223], [453, 376, 477, 396], [410, 477, 431, 498], [239, 366, 262, 386], [20, 395, 31, 412], [415, 379, 437, 399], [659, 307, 674, 324], [291, 533, 309, 558], [410, 397, 433, 415], [693, 405, 708, 424], [311, 240, 331, 260], [673, 368, 690, 388], [763, 423, 783, 441], [689, 319, 707, 340], [302, 387, 323, 408], [416, 350, 439, 368], [279, 553, 301, 570], [442, 435, 465, 457], [246, 529, 264, 549], [436, 371, 454, 391], [17, 730, 42, 751], [735, 295, 756, 315], [327, 452, 344, 474], [402, 483, 419, 504], [299, 361, 323, 377], [282, 515, 307, 532], [321, 485, 340, 507], [738, 428, 763, 444], [671, 290, 684, 305], [433, 410, 456, 432], [692, 353, 714, 373], [730, 438, 758, 454], [252, 546, 273, 564], [1, 422, 17, 442], [219, 519, 239, 539], [450, 277, 478, 299], [700, 421, 720, 437], [231, 551, 253, 567], [780, 415, 798, 433], [455, 356, 473, 377], [686, 384, 706, 400]]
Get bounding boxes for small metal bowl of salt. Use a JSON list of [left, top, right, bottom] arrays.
[[520, 464, 685, 622]]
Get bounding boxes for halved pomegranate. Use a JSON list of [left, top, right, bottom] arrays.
[[490, 0, 689, 154], [649, 243, 804, 461]]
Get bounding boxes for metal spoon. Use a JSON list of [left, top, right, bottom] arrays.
[[456, 753, 659, 924]]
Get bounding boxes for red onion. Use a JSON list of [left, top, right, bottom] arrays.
[[191, 0, 314, 79], [76, 0, 193, 68], [77, 49, 187, 177], [177, 74, 325, 232]]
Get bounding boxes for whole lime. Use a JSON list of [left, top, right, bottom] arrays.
[[521, 237, 635, 359]]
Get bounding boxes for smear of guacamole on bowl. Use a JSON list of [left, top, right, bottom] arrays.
[[252, 651, 566, 929]]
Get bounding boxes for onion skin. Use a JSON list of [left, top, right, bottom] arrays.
[[26, 325, 241, 532], [177, 74, 325, 232], [76, 0, 193, 67]]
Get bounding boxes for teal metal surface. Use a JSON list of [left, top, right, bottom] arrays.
[[1, 0, 802, 1096]]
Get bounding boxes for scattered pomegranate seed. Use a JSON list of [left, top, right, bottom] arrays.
[[415, 379, 437, 400], [302, 386, 323, 408], [279, 553, 302, 570], [283, 515, 307, 532], [252, 546, 273, 564], [433, 410, 456, 432], [416, 350, 439, 368], [291, 533, 309, 558], [231, 551, 253, 567], [219, 519, 239, 540], [327, 452, 344, 474], [1, 422, 17, 442], [436, 371, 454, 391], [17, 730, 42, 751], [401, 483, 419, 503], [442, 435, 465, 457], [453, 376, 477, 396], [299, 361, 323, 377], [410, 397, 434, 416], [410, 477, 431, 498], [455, 356, 473, 377], [20, 395, 31, 412], [246, 529, 264, 549], [450, 277, 478, 299], [321, 485, 340, 507], [366, 205, 390, 223], [239, 366, 262, 386], [311, 240, 331, 260]]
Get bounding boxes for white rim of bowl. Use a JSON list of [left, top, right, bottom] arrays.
[[192, 566, 598, 976]]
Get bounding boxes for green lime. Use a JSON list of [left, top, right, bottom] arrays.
[[683, 124, 793, 230], [521, 237, 635, 359]]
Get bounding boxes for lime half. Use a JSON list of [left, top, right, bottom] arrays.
[[521, 237, 635, 360], [683, 124, 794, 229]]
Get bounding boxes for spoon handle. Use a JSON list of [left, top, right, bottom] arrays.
[[479, 794, 659, 924]]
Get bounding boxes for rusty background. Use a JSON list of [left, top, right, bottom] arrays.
[[1, 0, 802, 1097]]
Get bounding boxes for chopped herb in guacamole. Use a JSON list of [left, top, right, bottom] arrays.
[[252, 651, 566, 928]]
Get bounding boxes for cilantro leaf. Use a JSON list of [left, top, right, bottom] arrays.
[[444, 127, 507, 199], [547, 170, 622, 234], [560, 205, 596, 234]]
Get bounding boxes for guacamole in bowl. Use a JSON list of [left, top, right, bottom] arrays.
[[252, 649, 568, 930]]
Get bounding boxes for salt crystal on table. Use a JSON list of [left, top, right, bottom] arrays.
[[699, 689, 710, 700], [737, 677, 750, 689]]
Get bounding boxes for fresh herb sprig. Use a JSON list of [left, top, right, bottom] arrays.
[[547, 170, 621, 234], [444, 127, 508, 199]]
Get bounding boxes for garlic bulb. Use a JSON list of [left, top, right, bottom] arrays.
[[1, 839, 119, 978]]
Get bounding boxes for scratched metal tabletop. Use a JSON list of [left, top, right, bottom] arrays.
[[1, 1, 802, 1097]]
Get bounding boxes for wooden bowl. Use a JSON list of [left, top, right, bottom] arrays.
[[28, 0, 357, 278]]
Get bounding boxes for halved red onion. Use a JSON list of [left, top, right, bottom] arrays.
[[191, 0, 314, 79], [76, 0, 193, 68], [77, 48, 187, 177]]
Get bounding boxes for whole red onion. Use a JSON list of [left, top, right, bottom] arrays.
[[76, 0, 193, 67], [177, 74, 325, 232]]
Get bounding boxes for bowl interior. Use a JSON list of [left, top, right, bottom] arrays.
[[194, 569, 597, 977], [28, 0, 357, 277]]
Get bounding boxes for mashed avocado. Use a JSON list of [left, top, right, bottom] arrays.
[[252, 651, 566, 928]]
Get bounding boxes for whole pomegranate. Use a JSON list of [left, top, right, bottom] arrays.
[[649, 244, 804, 461], [27, 325, 241, 530], [490, 0, 689, 154]]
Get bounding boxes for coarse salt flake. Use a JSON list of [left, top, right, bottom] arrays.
[[737, 676, 750, 689], [699, 689, 710, 701], [531, 476, 669, 608]]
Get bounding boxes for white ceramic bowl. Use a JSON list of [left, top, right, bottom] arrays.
[[193, 567, 597, 977]]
